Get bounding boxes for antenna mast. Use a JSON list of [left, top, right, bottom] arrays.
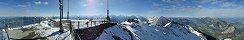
[[67, 0, 70, 19], [59, 0, 65, 33], [106, 0, 110, 21]]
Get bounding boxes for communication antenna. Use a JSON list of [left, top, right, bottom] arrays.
[[106, 0, 110, 21], [59, 0, 65, 33], [67, 0, 70, 19]]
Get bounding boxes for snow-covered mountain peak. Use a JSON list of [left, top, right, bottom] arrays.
[[96, 16, 207, 40]]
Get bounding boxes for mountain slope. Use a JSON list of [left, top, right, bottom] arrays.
[[96, 16, 206, 40]]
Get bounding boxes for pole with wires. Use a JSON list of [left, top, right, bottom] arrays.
[[5, 24, 10, 40], [106, 0, 110, 22], [67, 0, 72, 31], [67, 0, 70, 19], [66, 0, 75, 39], [59, 0, 65, 33]]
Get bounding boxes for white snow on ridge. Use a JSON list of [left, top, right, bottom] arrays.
[[163, 22, 171, 27], [188, 25, 207, 40], [0, 16, 207, 40], [1, 20, 73, 40], [96, 21, 205, 40], [95, 25, 131, 40]]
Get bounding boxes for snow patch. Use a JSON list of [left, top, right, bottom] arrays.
[[163, 22, 171, 27]]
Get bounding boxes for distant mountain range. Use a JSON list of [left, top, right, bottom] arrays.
[[0, 16, 243, 40], [167, 17, 244, 40]]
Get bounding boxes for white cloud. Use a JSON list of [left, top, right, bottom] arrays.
[[43, 2, 48, 5], [147, 7, 244, 17], [17, 4, 31, 8], [34, 1, 42, 5], [197, 5, 203, 8], [155, 0, 244, 9], [161, 0, 187, 3], [34, 1, 48, 5]]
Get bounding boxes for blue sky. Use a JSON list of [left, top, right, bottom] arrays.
[[0, 0, 244, 17]]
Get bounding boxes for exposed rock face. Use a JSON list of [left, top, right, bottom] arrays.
[[156, 16, 170, 26], [146, 16, 159, 25], [222, 27, 235, 34], [183, 17, 241, 39], [168, 17, 190, 25]]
